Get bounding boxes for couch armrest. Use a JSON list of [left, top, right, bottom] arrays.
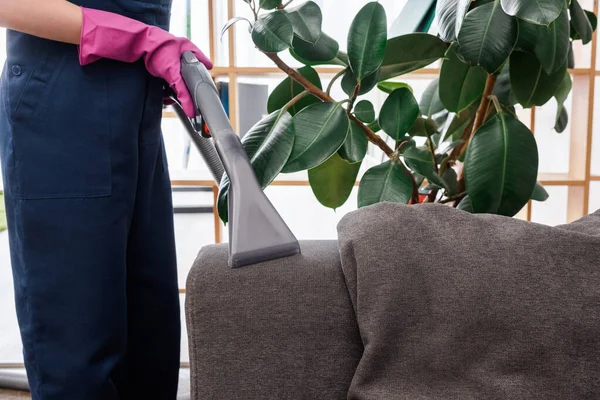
[[185, 241, 362, 400]]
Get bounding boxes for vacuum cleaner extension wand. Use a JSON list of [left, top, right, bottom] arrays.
[[178, 51, 301, 268]]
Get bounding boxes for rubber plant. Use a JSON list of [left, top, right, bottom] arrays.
[[217, 0, 597, 223]]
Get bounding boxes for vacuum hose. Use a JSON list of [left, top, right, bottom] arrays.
[[0, 368, 29, 391], [171, 102, 225, 184]]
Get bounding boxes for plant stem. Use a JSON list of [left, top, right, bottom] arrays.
[[279, 0, 294, 9], [251, 0, 258, 21], [425, 131, 438, 174], [264, 52, 419, 204], [454, 73, 498, 194], [265, 53, 395, 157], [282, 90, 310, 113], [347, 84, 360, 113], [469, 74, 498, 142], [447, 74, 498, 165], [449, 118, 475, 162], [326, 69, 346, 96], [489, 95, 502, 114], [425, 129, 439, 201]]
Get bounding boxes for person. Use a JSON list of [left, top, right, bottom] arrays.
[[0, 0, 212, 398]]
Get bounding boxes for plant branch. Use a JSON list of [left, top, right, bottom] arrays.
[[265, 52, 395, 158], [448, 118, 475, 163], [446, 74, 498, 165], [279, 0, 294, 9], [264, 52, 419, 204], [349, 115, 394, 157], [425, 131, 438, 174], [454, 73, 498, 194], [282, 90, 310, 113], [327, 69, 346, 96], [469, 74, 498, 142], [347, 84, 360, 113], [251, 0, 259, 21]]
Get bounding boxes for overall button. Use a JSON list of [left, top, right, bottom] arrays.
[[11, 65, 22, 76]]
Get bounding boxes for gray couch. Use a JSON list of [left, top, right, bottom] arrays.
[[186, 203, 600, 399]]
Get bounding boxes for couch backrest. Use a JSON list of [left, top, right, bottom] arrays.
[[185, 241, 362, 400]]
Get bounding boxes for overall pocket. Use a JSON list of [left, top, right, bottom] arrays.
[[8, 45, 112, 199]]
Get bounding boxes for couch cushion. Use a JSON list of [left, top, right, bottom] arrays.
[[338, 203, 600, 399], [185, 241, 363, 400]]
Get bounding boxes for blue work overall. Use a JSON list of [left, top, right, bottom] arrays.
[[0, 1, 180, 399]]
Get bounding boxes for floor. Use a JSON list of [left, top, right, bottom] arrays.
[[0, 390, 28, 400], [0, 368, 191, 399]]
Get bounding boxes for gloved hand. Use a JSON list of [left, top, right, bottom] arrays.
[[78, 7, 213, 118]]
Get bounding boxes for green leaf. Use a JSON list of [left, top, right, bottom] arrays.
[[0, 191, 6, 232], [217, 110, 295, 223], [568, 41, 575, 69], [403, 146, 447, 189], [440, 139, 466, 155], [267, 66, 322, 116], [457, 2, 518, 74], [500, 0, 564, 25], [358, 160, 414, 207], [435, 0, 472, 42], [439, 44, 487, 113], [354, 100, 376, 123], [379, 33, 447, 81], [420, 78, 445, 117], [259, 0, 280, 10], [341, 68, 380, 97], [440, 107, 475, 142], [464, 111, 539, 217], [493, 61, 517, 106], [221, 17, 252, 41], [367, 119, 381, 134], [242, 111, 295, 186], [531, 182, 550, 202], [308, 153, 360, 210], [291, 33, 339, 63], [252, 11, 294, 53], [290, 51, 348, 67], [285, 1, 322, 43], [533, 8, 570, 74], [348, 2, 387, 82], [554, 71, 572, 133], [339, 121, 368, 163], [377, 81, 413, 94], [515, 19, 538, 53], [379, 88, 420, 140], [217, 175, 230, 224], [282, 102, 349, 173], [442, 167, 459, 195], [555, 105, 569, 133], [588, 11, 598, 31], [409, 117, 438, 137], [570, 0, 594, 44], [457, 195, 473, 212], [510, 51, 566, 108], [571, 10, 597, 41]]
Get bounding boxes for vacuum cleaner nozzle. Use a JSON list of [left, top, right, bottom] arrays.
[[179, 52, 300, 268]]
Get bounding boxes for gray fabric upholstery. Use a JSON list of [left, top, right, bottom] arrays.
[[337, 203, 600, 399], [185, 241, 362, 400]]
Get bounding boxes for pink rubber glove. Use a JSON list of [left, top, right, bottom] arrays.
[[78, 7, 213, 118]]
